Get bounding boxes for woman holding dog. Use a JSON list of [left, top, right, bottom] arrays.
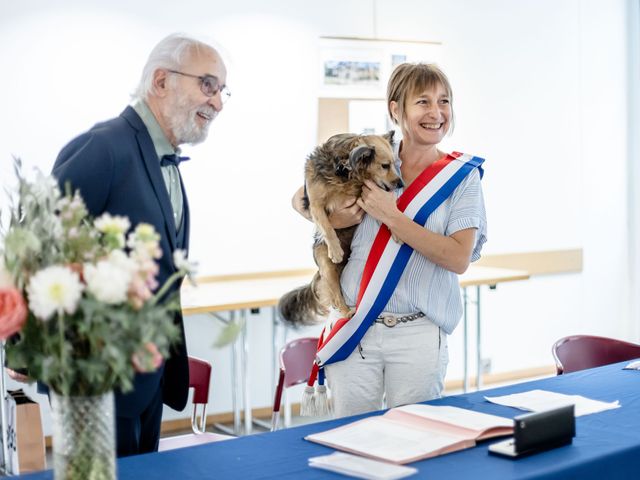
[[293, 63, 486, 418]]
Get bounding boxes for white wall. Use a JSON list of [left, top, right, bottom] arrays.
[[0, 0, 635, 431]]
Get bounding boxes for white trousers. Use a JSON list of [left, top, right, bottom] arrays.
[[324, 315, 449, 418]]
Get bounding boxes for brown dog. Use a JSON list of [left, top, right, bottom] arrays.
[[279, 131, 403, 327]]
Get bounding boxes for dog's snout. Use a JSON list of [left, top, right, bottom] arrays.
[[395, 179, 404, 189]]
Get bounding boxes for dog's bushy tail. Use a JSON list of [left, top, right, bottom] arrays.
[[278, 274, 326, 327]]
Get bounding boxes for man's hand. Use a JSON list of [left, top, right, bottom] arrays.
[[132, 342, 164, 373], [6, 368, 31, 384]]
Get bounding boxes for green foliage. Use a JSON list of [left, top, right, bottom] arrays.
[[6, 297, 180, 396], [1, 159, 186, 396]]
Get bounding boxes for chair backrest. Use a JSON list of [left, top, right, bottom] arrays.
[[271, 337, 318, 430], [159, 356, 233, 449], [552, 335, 640, 374], [189, 356, 211, 405], [280, 337, 319, 387]]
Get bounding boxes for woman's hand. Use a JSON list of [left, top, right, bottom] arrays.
[[292, 186, 364, 228], [357, 179, 401, 225], [291, 186, 311, 221], [328, 197, 365, 229], [6, 368, 31, 383]]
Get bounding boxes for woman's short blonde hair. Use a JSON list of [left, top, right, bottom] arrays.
[[386, 63, 455, 133]]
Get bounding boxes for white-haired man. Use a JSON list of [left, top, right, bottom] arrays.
[[51, 33, 229, 456]]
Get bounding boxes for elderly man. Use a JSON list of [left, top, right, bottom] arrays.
[[50, 33, 229, 456]]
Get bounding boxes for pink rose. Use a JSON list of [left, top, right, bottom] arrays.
[[0, 288, 28, 339]]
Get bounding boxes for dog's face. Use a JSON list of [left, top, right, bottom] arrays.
[[348, 133, 404, 192]]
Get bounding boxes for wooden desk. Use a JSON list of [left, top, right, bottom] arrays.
[[181, 270, 316, 435], [180, 265, 530, 433], [460, 266, 529, 288], [181, 270, 317, 315], [181, 266, 528, 315]]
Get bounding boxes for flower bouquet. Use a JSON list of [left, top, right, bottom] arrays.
[[0, 160, 193, 479]]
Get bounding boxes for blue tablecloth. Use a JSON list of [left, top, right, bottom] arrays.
[[20, 361, 640, 479]]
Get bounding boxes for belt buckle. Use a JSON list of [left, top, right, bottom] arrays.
[[382, 315, 397, 328]]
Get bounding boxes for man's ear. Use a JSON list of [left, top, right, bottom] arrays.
[[152, 69, 169, 97]]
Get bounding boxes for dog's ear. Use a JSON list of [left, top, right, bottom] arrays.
[[349, 145, 375, 170], [382, 130, 396, 146]]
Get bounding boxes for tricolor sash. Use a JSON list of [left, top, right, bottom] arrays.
[[303, 152, 484, 410]]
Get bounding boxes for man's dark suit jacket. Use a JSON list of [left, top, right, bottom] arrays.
[[52, 106, 189, 417]]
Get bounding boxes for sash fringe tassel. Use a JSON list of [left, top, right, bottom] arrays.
[[314, 384, 331, 416], [300, 385, 316, 416]]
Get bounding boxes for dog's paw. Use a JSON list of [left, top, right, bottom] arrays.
[[347, 307, 356, 319], [328, 246, 344, 263]]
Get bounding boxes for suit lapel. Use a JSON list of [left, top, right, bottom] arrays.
[[178, 172, 190, 251], [121, 107, 177, 252]]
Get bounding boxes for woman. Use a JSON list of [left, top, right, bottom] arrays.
[[293, 63, 486, 417]]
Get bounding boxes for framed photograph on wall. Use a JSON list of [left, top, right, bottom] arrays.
[[318, 36, 442, 99], [317, 36, 442, 141]]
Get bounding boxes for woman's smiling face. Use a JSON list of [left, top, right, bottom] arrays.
[[393, 82, 452, 147]]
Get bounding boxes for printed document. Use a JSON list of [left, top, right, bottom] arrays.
[[305, 404, 512, 464], [484, 389, 620, 416]]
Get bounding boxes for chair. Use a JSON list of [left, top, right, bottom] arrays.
[[552, 334, 640, 375], [158, 356, 234, 451], [271, 337, 319, 431]]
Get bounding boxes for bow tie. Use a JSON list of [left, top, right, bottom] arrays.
[[160, 154, 190, 168]]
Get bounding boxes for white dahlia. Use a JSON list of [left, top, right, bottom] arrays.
[[27, 266, 83, 320], [84, 257, 133, 305]]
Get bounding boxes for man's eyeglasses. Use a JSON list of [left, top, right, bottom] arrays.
[[167, 70, 231, 103]]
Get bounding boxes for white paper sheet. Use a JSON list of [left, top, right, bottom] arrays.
[[484, 389, 620, 416], [309, 452, 418, 480]]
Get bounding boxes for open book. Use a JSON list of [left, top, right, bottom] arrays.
[[305, 404, 513, 464]]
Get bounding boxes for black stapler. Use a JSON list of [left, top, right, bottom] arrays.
[[488, 404, 575, 458]]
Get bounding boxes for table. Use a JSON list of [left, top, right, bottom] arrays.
[[179, 265, 529, 434], [180, 270, 320, 434], [458, 266, 529, 391], [20, 361, 640, 479]]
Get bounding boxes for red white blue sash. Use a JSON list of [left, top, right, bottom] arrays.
[[312, 152, 484, 380]]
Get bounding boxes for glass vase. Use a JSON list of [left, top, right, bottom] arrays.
[[50, 390, 116, 480]]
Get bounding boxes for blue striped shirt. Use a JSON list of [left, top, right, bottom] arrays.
[[340, 149, 487, 334]]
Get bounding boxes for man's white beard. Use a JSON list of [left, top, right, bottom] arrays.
[[166, 92, 214, 146]]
